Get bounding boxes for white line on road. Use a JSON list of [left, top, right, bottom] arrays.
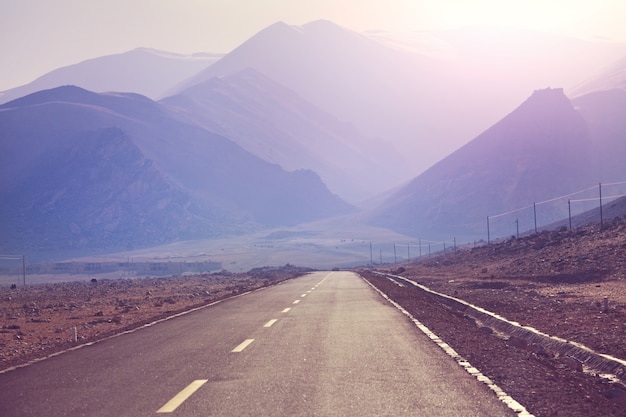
[[157, 379, 208, 413], [301, 293, 307, 297], [293, 299, 300, 304], [232, 339, 255, 352], [264, 319, 278, 328], [281, 308, 291, 313], [363, 276, 535, 417]]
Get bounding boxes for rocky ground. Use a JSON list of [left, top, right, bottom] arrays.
[[360, 218, 626, 417], [0, 265, 311, 372]]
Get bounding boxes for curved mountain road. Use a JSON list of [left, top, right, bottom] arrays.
[[0, 271, 516, 416]]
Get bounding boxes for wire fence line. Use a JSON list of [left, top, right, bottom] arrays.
[[487, 181, 626, 243], [375, 180, 626, 266]]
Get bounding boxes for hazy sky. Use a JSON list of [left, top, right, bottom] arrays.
[[1, 0, 625, 91]]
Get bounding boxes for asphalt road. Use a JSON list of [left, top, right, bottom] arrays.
[[0, 271, 514, 416]]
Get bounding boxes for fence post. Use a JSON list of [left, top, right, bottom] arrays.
[[487, 216, 490, 244], [568, 199, 572, 230], [533, 202, 537, 234], [599, 182, 603, 228]]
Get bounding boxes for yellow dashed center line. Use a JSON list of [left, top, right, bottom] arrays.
[[157, 379, 208, 413], [231, 338, 255, 352]]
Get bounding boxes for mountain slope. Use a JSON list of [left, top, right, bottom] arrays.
[[162, 68, 407, 203], [0, 48, 220, 104], [368, 88, 597, 239], [0, 86, 353, 259]]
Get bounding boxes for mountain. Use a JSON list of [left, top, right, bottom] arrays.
[[570, 55, 626, 97], [169, 21, 626, 177], [572, 88, 626, 182], [0, 48, 221, 104], [367, 88, 605, 240], [0, 86, 353, 259], [161, 68, 408, 203]]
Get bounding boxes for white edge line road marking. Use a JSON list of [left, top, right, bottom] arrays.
[[157, 379, 208, 413], [232, 338, 255, 352], [293, 299, 300, 304], [281, 308, 291, 313], [264, 319, 278, 328], [360, 275, 535, 417]]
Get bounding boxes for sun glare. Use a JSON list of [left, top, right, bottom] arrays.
[[423, 0, 616, 40]]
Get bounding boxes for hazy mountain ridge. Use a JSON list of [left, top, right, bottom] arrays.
[[0, 86, 354, 259], [0, 48, 221, 105], [162, 68, 407, 203], [170, 20, 626, 177], [368, 88, 624, 240], [570, 54, 626, 97]]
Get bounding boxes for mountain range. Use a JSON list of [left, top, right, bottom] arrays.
[[0, 86, 353, 259], [1, 20, 625, 264], [169, 20, 626, 174]]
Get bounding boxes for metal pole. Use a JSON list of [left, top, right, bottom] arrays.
[[516, 218, 519, 238], [22, 255, 26, 286], [370, 242, 373, 265], [487, 216, 490, 244], [533, 202, 537, 234], [568, 199, 572, 230], [419, 239, 422, 258], [407, 244, 410, 262], [599, 182, 603, 228], [393, 244, 397, 263]]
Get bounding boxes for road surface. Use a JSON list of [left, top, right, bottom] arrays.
[[0, 271, 515, 416]]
